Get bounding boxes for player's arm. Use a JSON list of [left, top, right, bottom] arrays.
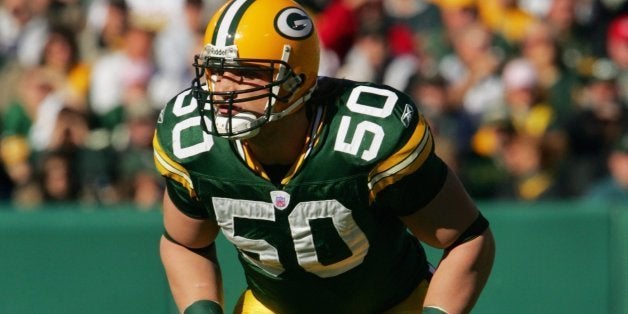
[[399, 166, 495, 314], [161, 191, 224, 313]]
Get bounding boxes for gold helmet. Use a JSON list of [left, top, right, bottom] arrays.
[[192, 0, 320, 139]]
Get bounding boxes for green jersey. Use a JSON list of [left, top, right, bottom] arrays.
[[154, 77, 447, 313]]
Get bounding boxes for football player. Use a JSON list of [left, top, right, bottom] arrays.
[[153, 0, 495, 313]]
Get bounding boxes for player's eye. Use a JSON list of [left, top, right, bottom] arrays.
[[229, 69, 249, 78], [231, 69, 267, 80]]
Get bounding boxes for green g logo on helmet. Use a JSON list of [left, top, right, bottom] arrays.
[[274, 7, 313, 40]]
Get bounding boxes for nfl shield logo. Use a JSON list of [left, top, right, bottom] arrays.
[[270, 191, 291, 210], [276, 197, 286, 208]]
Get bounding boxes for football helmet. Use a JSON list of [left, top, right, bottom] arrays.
[[192, 0, 320, 139]]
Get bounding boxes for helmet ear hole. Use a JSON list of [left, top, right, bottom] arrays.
[[297, 74, 306, 86], [281, 73, 304, 94], [292, 73, 305, 91]]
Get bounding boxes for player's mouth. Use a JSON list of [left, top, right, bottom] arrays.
[[216, 104, 243, 115]]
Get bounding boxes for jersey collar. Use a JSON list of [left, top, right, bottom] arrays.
[[234, 104, 326, 185]]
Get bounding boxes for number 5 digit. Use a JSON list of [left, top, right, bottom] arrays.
[[334, 117, 384, 161], [333, 86, 398, 161]]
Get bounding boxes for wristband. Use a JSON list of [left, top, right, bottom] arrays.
[[422, 306, 448, 314], [183, 300, 223, 314]]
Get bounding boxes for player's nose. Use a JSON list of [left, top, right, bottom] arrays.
[[213, 74, 240, 98]]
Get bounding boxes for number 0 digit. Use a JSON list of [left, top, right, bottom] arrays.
[[334, 86, 397, 161]]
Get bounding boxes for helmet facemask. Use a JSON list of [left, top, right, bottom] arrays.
[[192, 44, 305, 140]]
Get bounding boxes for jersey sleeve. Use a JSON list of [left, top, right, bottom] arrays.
[[164, 179, 209, 219], [368, 95, 447, 216], [153, 98, 210, 219]]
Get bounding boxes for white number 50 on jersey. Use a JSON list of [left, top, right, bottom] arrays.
[[334, 86, 398, 161], [212, 197, 369, 278], [169, 85, 398, 161]]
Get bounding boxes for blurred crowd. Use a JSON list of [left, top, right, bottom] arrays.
[[1, 0, 627, 210]]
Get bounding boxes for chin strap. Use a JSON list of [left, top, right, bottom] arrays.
[[268, 82, 316, 122]]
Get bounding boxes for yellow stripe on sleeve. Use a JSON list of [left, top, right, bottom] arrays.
[[152, 134, 197, 198], [368, 115, 434, 200]]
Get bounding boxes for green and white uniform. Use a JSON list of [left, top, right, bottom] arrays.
[[154, 77, 447, 313]]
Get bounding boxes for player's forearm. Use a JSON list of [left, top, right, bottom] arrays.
[[160, 236, 223, 312], [423, 229, 495, 313]]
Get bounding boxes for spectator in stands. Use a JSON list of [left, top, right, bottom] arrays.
[[460, 57, 567, 199], [502, 57, 569, 170], [150, 0, 207, 108], [48, 106, 90, 153], [37, 149, 80, 203], [1, 25, 89, 165], [585, 133, 628, 204], [38, 26, 91, 111], [316, 0, 372, 76], [383, 0, 443, 45], [0, 0, 49, 68], [337, 21, 422, 92], [2, 69, 77, 207], [335, 26, 388, 83], [46, 0, 86, 32], [496, 133, 562, 201], [606, 13, 628, 104], [431, 0, 483, 62], [89, 19, 157, 131], [382, 0, 446, 77], [406, 71, 475, 172], [0, 0, 49, 111], [497, 57, 554, 138], [115, 103, 162, 210], [460, 58, 562, 200], [381, 24, 421, 91], [81, 0, 130, 61], [542, 0, 596, 73], [432, 0, 478, 39], [0, 68, 62, 197], [85, 16, 161, 205], [460, 117, 511, 199], [520, 21, 580, 129], [564, 58, 628, 196], [439, 22, 504, 123], [476, 0, 536, 47]]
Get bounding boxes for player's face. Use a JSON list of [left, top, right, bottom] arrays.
[[209, 69, 273, 118]]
